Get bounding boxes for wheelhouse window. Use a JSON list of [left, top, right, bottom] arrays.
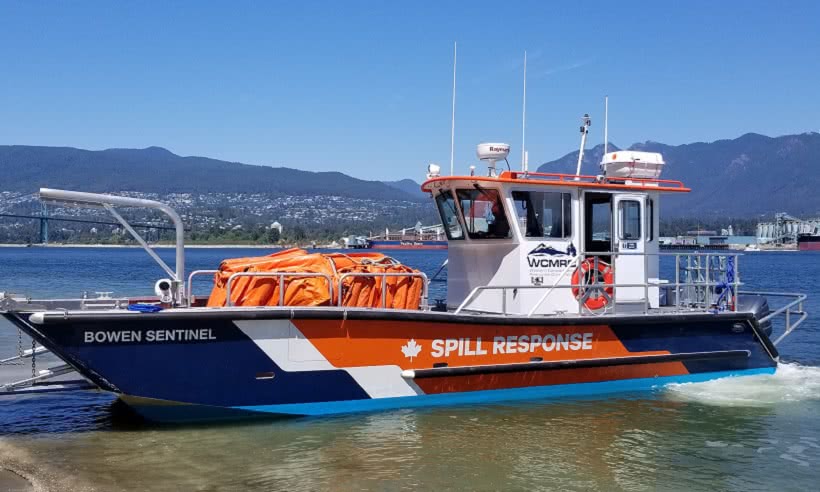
[[456, 188, 511, 239], [435, 191, 464, 240], [512, 191, 572, 239], [619, 200, 642, 240], [647, 199, 654, 241]]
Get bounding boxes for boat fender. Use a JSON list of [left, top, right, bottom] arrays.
[[571, 258, 614, 311]]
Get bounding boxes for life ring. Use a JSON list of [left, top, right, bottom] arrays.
[[571, 258, 614, 311]]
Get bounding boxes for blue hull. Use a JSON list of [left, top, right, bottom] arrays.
[[128, 367, 776, 423], [6, 308, 779, 424]]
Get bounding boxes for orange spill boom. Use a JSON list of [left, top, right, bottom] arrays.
[[207, 248, 424, 309]]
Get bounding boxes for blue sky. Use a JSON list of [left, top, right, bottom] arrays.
[[1, 1, 818, 181]]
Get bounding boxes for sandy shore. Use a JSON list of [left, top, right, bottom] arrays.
[[0, 468, 33, 492], [0, 440, 93, 492]]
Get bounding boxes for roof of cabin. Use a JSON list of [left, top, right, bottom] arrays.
[[420, 171, 690, 194]]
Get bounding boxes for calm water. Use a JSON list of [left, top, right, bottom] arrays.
[[1, 247, 819, 491]]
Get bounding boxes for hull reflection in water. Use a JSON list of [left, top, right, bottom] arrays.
[[3, 388, 820, 491]]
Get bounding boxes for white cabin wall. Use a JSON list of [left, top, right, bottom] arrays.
[[446, 241, 519, 312], [439, 179, 665, 314], [646, 192, 661, 307], [515, 188, 582, 315]]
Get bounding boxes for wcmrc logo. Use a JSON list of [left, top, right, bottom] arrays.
[[526, 242, 576, 268]]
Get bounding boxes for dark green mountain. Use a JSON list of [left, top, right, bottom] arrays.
[[538, 132, 820, 217], [0, 145, 421, 201], [382, 179, 426, 199]]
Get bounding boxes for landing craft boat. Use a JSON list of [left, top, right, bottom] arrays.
[[0, 142, 809, 423]]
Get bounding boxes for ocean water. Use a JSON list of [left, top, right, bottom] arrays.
[[0, 247, 819, 491]]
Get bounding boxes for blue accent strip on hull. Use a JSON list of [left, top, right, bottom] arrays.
[[226, 367, 776, 417]]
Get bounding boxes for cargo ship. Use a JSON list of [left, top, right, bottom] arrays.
[[367, 223, 448, 250], [798, 233, 820, 251], [757, 213, 820, 250]]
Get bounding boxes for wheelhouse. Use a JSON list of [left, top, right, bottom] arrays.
[[422, 166, 690, 315]]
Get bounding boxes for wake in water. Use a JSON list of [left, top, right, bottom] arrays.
[[664, 363, 820, 407]]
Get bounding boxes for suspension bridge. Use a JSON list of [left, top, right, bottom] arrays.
[[0, 204, 180, 244]]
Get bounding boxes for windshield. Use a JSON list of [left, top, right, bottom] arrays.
[[435, 191, 464, 240]]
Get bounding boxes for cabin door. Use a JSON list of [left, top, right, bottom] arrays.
[[612, 194, 646, 302]]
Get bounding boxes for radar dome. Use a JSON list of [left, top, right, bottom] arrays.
[[476, 143, 510, 177], [476, 143, 510, 162]]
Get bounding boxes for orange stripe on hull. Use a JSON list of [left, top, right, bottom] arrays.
[[414, 362, 689, 394], [292, 319, 670, 369]]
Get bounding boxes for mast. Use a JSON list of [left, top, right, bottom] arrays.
[[521, 50, 527, 171], [450, 42, 457, 176], [575, 114, 591, 178], [604, 95, 609, 155]]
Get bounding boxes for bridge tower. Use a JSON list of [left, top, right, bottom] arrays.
[[39, 203, 48, 244]]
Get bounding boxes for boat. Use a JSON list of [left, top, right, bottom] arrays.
[[798, 233, 820, 251], [0, 141, 808, 424], [367, 238, 448, 250], [756, 212, 820, 249], [744, 244, 761, 252], [367, 223, 448, 250]]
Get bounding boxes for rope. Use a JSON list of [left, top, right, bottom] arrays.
[[127, 304, 164, 313], [710, 256, 735, 313]]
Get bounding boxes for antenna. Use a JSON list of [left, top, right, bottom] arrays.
[[575, 114, 591, 179], [450, 42, 457, 176], [521, 50, 527, 172], [604, 95, 609, 155]]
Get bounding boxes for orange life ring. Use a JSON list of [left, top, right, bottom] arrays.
[[571, 258, 614, 311]]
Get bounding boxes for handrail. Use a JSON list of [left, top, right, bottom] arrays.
[[455, 251, 743, 316], [38, 188, 187, 305], [422, 174, 690, 194], [526, 256, 578, 317], [456, 285, 555, 315], [337, 272, 429, 309], [454, 281, 739, 315], [502, 171, 687, 190], [225, 272, 334, 307], [740, 291, 807, 346], [186, 270, 220, 306]]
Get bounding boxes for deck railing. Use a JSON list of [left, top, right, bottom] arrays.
[[740, 291, 807, 346], [336, 272, 429, 309], [224, 272, 335, 307], [501, 171, 688, 191], [188, 270, 429, 310], [455, 252, 742, 316]]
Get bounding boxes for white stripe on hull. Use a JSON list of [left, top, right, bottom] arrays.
[[233, 320, 420, 398]]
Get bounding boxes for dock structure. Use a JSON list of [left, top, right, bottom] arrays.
[[756, 213, 820, 245]]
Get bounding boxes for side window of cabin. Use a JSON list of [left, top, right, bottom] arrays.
[[619, 200, 642, 240], [647, 199, 654, 241], [590, 201, 611, 243], [512, 191, 572, 239], [435, 191, 464, 240], [456, 188, 511, 239]]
